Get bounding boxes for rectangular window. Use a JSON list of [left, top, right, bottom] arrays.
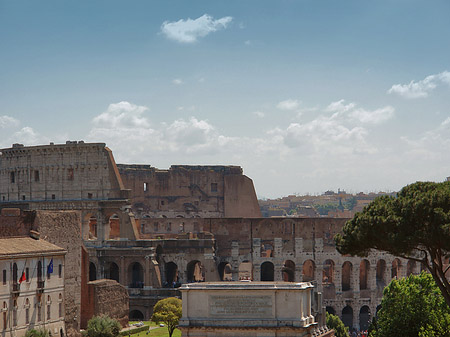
[[144, 182, 148, 192], [58, 264, 62, 278], [47, 270, 50, 280], [67, 168, 74, 181], [211, 183, 218, 192], [161, 200, 165, 206], [26, 267, 29, 282], [22, 195, 26, 200], [154, 222, 159, 232], [10, 172, 15, 183], [2, 270, 6, 285], [47, 304, 51, 320], [37, 306, 41, 322], [52, 194, 56, 200], [87, 193, 93, 199], [167, 222, 172, 232], [59, 302, 62, 318], [25, 308, 29, 324], [34, 170, 40, 182]]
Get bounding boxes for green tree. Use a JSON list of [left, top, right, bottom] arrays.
[[326, 312, 348, 337], [86, 315, 121, 337], [335, 181, 450, 307], [370, 273, 450, 337], [151, 297, 182, 337], [25, 329, 50, 337]]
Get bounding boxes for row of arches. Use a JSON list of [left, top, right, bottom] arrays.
[[326, 305, 376, 331], [86, 214, 120, 240]]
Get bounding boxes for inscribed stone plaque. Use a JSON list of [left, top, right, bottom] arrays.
[[210, 295, 272, 317]]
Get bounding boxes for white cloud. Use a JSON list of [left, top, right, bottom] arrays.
[[161, 14, 233, 43], [0, 115, 19, 129], [276, 99, 300, 111], [92, 101, 150, 129], [326, 100, 394, 124], [173, 78, 183, 85], [326, 99, 356, 113], [252, 111, 265, 118], [10, 127, 49, 145], [388, 71, 450, 99]]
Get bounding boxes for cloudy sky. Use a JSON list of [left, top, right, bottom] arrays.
[[1, 1, 450, 198]]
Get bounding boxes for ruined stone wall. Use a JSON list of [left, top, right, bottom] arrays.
[[33, 211, 85, 337], [83, 279, 129, 328], [0, 142, 128, 203], [117, 164, 261, 218]]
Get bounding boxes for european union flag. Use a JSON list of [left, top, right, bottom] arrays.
[[47, 258, 53, 274]]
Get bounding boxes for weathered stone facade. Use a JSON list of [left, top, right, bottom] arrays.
[[118, 164, 261, 218], [0, 142, 416, 332]]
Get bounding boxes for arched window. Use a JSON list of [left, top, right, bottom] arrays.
[[282, 260, 295, 282], [47, 295, 51, 320], [187, 261, 204, 283], [323, 260, 335, 284], [360, 259, 370, 290], [165, 262, 179, 286], [260, 262, 274, 281], [302, 260, 315, 282], [218, 262, 232, 281], [359, 306, 371, 331], [342, 305, 353, 329], [25, 298, 30, 324], [59, 293, 63, 318], [342, 262, 352, 291]]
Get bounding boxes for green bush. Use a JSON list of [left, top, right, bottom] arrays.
[[86, 315, 121, 337], [25, 329, 50, 337]]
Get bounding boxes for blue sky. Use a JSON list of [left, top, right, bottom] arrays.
[[1, 0, 450, 198]]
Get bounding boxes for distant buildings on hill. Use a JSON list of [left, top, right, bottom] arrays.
[[259, 191, 397, 218]]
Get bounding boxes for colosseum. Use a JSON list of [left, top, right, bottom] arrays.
[[0, 141, 416, 332]]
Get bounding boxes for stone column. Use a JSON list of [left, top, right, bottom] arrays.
[[296, 264, 303, 282], [252, 238, 261, 259], [253, 264, 261, 281], [274, 263, 283, 281], [369, 265, 377, 291], [144, 255, 150, 288], [274, 238, 282, 258], [352, 264, 360, 297], [335, 265, 342, 293], [316, 263, 323, 293], [231, 241, 239, 281], [120, 256, 125, 287], [295, 238, 303, 258]]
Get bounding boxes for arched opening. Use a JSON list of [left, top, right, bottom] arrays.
[[108, 214, 120, 239], [187, 260, 204, 283], [165, 262, 179, 287], [261, 262, 274, 281], [129, 262, 144, 288], [89, 262, 97, 281], [360, 259, 370, 290], [342, 261, 352, 291], [376, 260, 386, 289], [326, 306, 335, 315], [391, 258, 401, 279], [218, 262, 232, 281], [88, 216, 97, 240], [323, 259, 335, 284], [342, 305, 353, 329], [407, 260, 416, 276], [129, 310, 144, 320], [238, 261, 252, 281], [282, 260, 295, 282], [302, 260, 315, 282], [108, 262, 120, 283], [359, 306, 371, 331]]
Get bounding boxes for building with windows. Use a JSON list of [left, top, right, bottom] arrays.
[[0, 236, 66, 337]]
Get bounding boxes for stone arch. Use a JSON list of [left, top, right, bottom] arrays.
[[302, 260, 315, 282], [106, 262, 119, 283], [129, 262, 144, 288], [129, 309, 144, 320], [326, 306, 335, 315], [342, 305, 353, 329], [261, 261, 274, 281], [165, 262, 178, 286], [282, 260, 295, 282], [218, 262, 232, 281], [342, 261, 352, 291], [238, 261, 252, 281], [323, 259, 335, 284], [376, 259, 386, 289], [360, 259, 370, 290], [187, 260, 204, 283], [108, 214, 120, 240], [89, 262, 97, 281], [407, 260, 416, 276], [391, 258, 401, 279], [359, 305, 371, 331]]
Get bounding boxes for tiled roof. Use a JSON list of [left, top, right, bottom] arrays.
[[0, 237, 65, 256]]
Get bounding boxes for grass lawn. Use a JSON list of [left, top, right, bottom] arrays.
[[128, 321, 181, 337]]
